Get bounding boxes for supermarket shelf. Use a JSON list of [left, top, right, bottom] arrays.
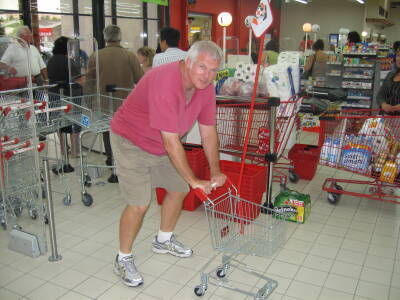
[[342, 75, 373, 79], [342, 52, 377, 56], [327, 62, 342, 65], [326, 73, 342, 77], [343, 86, 372, 90], [342, 103, 371, 108], [344, 64, 374, 68], [347, 96, 371, 100]]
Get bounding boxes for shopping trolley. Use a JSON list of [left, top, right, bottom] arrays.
[[193, 179, 287, 299], [318, 109, 400, 204], [215, 95, 302, 189]]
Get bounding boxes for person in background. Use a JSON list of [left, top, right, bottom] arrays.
[[190, 32, 202, 48], [47, 36, 82, 159], [1, 26, 48, 85], [299, 35, 313, 52], [152, 27, 187, 67], [86, 25, 143, 180], [137, 46, 155, 73], [393, 41, 400, 53], [261, 39, 279, 66], [347, 31, 361, 44], [377, 48, 400, 115], [303, 39, 328, 78], [110, 41, 226, 287]]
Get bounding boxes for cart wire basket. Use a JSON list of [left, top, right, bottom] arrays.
[[319, 109, 400, 204], [192, 179, 288, 299]]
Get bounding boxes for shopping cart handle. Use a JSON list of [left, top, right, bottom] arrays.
[[106, 84, 117, 93], [194, 177, 236, 203]]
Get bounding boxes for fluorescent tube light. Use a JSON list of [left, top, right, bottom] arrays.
[[356, 0, 365, 4], [295, 0, 308, 3]]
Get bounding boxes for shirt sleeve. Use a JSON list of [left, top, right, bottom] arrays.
[[197, 87, 216, 126], [148, 75, 180, 133], [152, 54, 161, 68]]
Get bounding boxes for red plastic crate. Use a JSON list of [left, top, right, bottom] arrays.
[[288, 144, 320, 180]]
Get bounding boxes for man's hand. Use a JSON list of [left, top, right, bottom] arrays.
[[8, 66, 17, 76], [191, 180, 213, 194], [382, 103, 395, 113], [210, 172, 227, 189], [393, 104, 400, 112]]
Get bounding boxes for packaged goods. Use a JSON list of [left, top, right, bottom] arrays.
[[274, 189, 311, 223], [340, 136, 372, 172], [380, 160, 398, 183]]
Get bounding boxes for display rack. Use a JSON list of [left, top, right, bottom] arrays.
[[341, 51, 380, 108]]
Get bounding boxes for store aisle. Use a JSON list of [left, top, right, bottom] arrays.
[[0, 152, 399, 300]]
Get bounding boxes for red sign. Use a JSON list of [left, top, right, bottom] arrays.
[[39, 28, 52, 37]]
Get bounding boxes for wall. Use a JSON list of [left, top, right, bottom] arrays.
[[169, 0, 281, 53], [280, 0, 365, 50], [383, 6, 400, 43]]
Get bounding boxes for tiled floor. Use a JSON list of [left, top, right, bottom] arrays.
[[1, 137, 400, 300]]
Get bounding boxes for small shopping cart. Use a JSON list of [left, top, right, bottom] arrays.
[[319, 109, 400, 204], [193, 179, 287, 299]]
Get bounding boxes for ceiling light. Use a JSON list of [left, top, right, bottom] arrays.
[[356, 0, 365, 4], [295, 0, 308, 4]]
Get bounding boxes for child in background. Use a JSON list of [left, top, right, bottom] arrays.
[[137, 46, 156, 73]]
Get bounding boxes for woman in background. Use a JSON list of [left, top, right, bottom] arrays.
[[261, 39, 279, 66], [303, 39, 328, 78], [378, 48, 400, 115], [137, 46, 155, 73]]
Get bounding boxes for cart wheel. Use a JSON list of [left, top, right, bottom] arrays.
[[335, 184, 343, 192], [29, 209, 38, 220], [44, 215, 49, 225], [327, 193, 339, 204], [1, 222, 6, 230], [84, 175, 92, 187], [194, 286, 206, 297], [82, 193, 93, 207], [216, 268, 226, 278], [63, 195, 72, 206], [288, 170, 299, 183]]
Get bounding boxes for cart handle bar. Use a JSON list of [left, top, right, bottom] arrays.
[[194, 177, 237, 204]]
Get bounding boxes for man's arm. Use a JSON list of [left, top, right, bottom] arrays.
[[161, 131, 213, 193], [199, 124, 226, 187]]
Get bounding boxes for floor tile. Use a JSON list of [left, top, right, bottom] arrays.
[[356, 280, 390, 300], [336, 248, 366, 266], [58, 290, 93, 300], [302, 255, 333, 272], [330, 260, 362, 278], [360, 266, 392, 286], [5, 273, 45, 296], [142, 278, 182, 299], [0, 288, 21, 300], [27, 282, 68, 300], [318, 287, 353, 300], [294, 266, 327, 286], [324, 273, 358, 295], [50, 268, 90, 289], [267, 260, 299, 279], [390, 287, 400, 300], [285, 280, 321, 300], [276, 249, 307, 265], [309, 243, 339, 260], [97, 282, 139, 300], [73, 277, 113, 298], [0, 266, 24, 287]]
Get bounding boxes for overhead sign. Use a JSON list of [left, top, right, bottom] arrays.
[[141, 0, 168, 6], [250, 0, 274, 38]]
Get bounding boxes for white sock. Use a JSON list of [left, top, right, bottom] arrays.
[[118, 251, 132, 261], [157, 230, 173, 243]]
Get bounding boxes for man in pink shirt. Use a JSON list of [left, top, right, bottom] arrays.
[[110, 41, 226, 287]]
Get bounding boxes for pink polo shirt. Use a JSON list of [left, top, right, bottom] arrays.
[[110, 61, 216, 156]]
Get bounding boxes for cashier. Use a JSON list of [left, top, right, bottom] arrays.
[[377, 48, 400, 114]]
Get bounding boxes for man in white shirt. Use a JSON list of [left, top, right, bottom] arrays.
[[152, 27, 187, 67], [1, 26, 48, 85]]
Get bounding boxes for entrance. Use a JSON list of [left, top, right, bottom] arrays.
[[188, 13, 212, 47]]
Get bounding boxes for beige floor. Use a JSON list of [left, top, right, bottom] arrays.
[[0, 134, 400, 300]]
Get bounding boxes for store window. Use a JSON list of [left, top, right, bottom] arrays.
[[0, 13, 23, 36], [118, 18, 143, 52], [0, 0, 19, 10], [37, 0, 73, 14], [78, 0, 92, 15], [117, 0, 142, 18], [148, 20, 159, 50]]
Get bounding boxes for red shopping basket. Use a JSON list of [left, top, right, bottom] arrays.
[[288, 144, 320, 180]]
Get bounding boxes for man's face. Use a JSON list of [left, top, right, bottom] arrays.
[[20, 29, 33, 44], [187, 52, 220, 90]]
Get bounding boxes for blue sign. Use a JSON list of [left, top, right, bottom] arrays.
[[81, 114, 90, 127]]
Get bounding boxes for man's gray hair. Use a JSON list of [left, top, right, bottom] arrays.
[[17, 26, 31, 37], [186, 41, 223, 67], [103, 25, 121, 42]]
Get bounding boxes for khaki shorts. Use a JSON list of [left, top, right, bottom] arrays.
[[110, 132, 189, 206]]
